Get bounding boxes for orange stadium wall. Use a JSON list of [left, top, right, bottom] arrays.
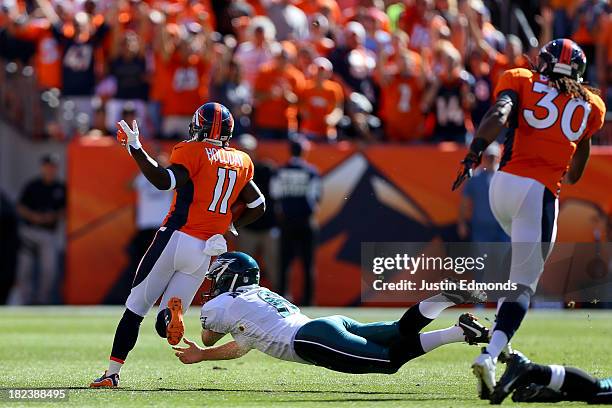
[[65, 139, 612, 305]]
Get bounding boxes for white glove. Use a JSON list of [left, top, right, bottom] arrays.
[[116, 119, 142, 155], [203, 234, 227, 256]]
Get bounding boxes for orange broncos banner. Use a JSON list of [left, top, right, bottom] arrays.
[[65, 140, 612, 305]]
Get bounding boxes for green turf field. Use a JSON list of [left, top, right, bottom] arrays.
[[1, 307, 610, 407]]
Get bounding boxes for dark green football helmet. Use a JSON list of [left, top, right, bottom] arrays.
[[204, 252, 260, 301]]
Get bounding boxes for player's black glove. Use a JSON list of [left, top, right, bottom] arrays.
[[451, 138, 488, 191]]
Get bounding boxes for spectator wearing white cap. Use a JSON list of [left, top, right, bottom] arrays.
[[457, 142, 509, 242], [328, 21, 377, 105], [234, 16, 278, 90], [298, 57, 344, 141]]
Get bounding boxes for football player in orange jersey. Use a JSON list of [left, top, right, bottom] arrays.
[[90, 103, 266, 388], [452, 39, 606, 401]]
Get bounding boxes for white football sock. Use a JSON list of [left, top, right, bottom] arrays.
[[485, 330, 509, 359], [419, 325, 465, 352], [107, 360, 123, 376], [418, 294, 456, 319]]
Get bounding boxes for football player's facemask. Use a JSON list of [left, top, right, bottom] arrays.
[[203, 252, 260, 302], [537, 38, 587, 82], [188, 102, 234, 146]]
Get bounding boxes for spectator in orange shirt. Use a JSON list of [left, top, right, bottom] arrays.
[[299, 57, 344, 141], [381, 30, 423, 73], [11, 17, 61, 90], [156, 21, 212, 138], [376, 50, 426, 142], [253, 44, 305, 139], [398, 0, 435, 52]]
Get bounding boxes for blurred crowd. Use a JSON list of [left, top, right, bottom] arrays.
[[1, 0, 610, 144]]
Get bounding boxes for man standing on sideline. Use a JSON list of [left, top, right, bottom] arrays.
[[235, 134, 280, 292], [15, 154, 66, 304], [458, 142, 509, 242], [271, 138, 322, 305]]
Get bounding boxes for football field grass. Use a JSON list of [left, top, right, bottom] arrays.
[[1, 306, 610, 407]]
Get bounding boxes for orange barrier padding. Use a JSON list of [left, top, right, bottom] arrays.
[[65, 140, 612, 305]]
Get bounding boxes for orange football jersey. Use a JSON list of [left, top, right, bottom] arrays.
[[495, 68, 606, 195], [163, 141, 254, 240], [378, 74, 425, 141]]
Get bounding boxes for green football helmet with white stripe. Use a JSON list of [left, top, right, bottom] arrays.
[[204, 252, 260, 301]]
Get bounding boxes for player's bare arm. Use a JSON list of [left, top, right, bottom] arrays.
[[564, 137, 591, 185], [173, 338, 250, 364], [116, 120, 189, 190], [201, 329, 226, 347], [234, 181, 266, 229], [452, 90, 517, 190]]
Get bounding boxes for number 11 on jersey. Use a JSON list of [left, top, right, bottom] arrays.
[[208, 168, 237, 214]]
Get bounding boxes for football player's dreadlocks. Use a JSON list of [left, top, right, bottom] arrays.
[[547, 75, 600, 101]]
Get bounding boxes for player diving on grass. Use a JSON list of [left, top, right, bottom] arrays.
[[173, 251, 491, 374], [451, 38, 606, 399], [91, 103, 266, 387], [490, 350, 612, 405]]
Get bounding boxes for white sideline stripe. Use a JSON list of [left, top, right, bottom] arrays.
[[294, 339, 391, 363]]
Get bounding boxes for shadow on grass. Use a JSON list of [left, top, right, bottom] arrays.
[[64, 387, 474, 401]]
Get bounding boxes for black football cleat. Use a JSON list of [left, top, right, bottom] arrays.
[[457, 313, 489, 345], [589, 392, 612, 404], [490, 350, 532, 404], [441, 278, 487, 304], [589, 378, 612, 404], [512, 384, 564, 403]]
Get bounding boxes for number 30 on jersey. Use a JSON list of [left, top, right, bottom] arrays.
[[523, 81, 592, 142]]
